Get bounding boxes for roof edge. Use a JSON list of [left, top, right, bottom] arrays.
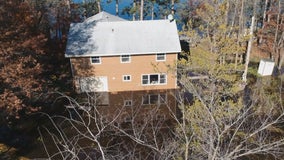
[[65, 50, 181, 58]]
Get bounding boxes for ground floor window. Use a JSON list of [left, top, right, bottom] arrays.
[[124, 100, 132, 106], [142, 94, 167, 105], [77, 76, 108, 92]]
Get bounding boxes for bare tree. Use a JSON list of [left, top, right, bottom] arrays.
[[38, 73, 284, 160], [38, 92, 178, 159], [38, 92, 127, 159]]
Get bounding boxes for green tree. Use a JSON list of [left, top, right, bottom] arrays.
[[176, 1, 284, 158], [176, 72, 284, 159]]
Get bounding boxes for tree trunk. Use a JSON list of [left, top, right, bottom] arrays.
[[97, 0, 101, 12], [273, 0, 281, 57], [230, 0, 238, 35], [243, 16, 255, 83], [132, 0, 136, 20], [140, 0, 144, 20], [171, 0, 175, 14], [151, 3, 154, 20], [259, 0, 269, 44], [238, 0, 244, 37], [233, 0, 239, 68], [236, 0, 244, 67], [171, 0, 174, 5], [277, 28, 284, 70], [225, 0, 230, 26], [278, 47, 284, 70], [235, 52, 239, 69], [115, 0, 119, 16], [253, 0, 258, 18], [66, 0, 71, 15], [262, 0, 269, 27]]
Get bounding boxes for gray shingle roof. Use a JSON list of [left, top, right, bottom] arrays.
[[65, 12, 181, 57]]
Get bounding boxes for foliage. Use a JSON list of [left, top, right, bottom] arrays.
[[0, 0, 71, 121], [180, 1, 247, 80], [176, 1, 284, 159], [176, 71, 284, 159]]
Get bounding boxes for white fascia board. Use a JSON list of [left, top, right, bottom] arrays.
[[65, 51, 180, 58]]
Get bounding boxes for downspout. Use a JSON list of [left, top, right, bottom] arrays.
[[69, 58, 74, 77]]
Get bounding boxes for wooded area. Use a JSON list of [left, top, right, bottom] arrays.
[[1, 0, 284, 159]]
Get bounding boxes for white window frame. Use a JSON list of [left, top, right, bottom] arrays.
[[142, 94, 167, 105], [156, 53, 166, 61], [141, 73, 167, 85], [123, 75, 131, 82], [90, 56, 101, 64], [124, 100, 133, 106], [121, 55, 131, 63]]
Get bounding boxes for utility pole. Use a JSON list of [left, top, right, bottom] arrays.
[[243, 16, 255, 83]]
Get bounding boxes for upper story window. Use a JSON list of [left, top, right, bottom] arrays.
[[121, 55, 131, 63], [156, 53, 166, 61], [91, 56, 101, 64], [123, 75, 131, 82], [142, 73, 167, 85]]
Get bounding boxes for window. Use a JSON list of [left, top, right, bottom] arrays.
[[156, 114, 165, 120], [124, 100, 132, 106], [156, 53, 166, 61], [141, 74, 167, 85], [91, 56, 101, 64], [79, 76, 108, 92], [123, 75, 131, 82], [159, 94, 167, 104], [121, 55, 131, 63], [124, 117, 132, 122], [142, 94, 167, 105], [160, 74, 166, 84]]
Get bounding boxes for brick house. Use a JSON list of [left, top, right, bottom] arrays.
[[65, 12, 181, 121]]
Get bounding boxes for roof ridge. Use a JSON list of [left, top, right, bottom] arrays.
[[84, 11, 126, 23]]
